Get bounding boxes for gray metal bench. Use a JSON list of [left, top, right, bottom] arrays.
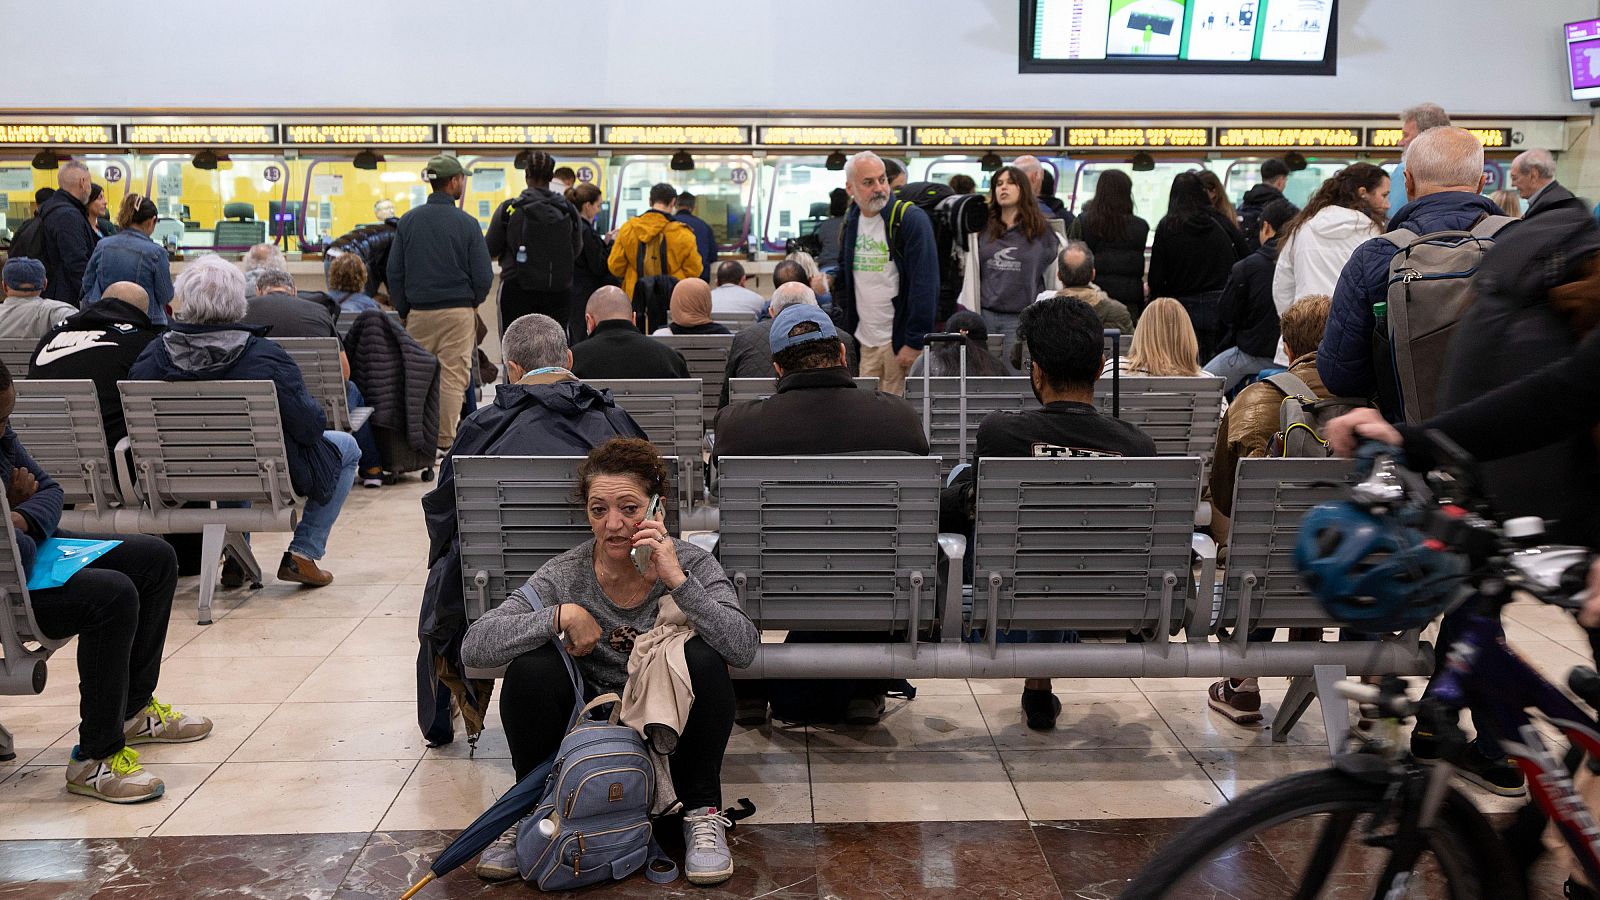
[[0, 489, 63, 762], [1093, 375, 1225, 461], [12, 380, 128, 531], [272, 337, 372, 432], [653, 334, 734, 429], [905, 376, 1036, 471], [723, 376, 880, 406], [454, 455, 681, 622], [710, 311, 758, 333], [0, 337, 35, 378], [585, 379, 704, 510], [120, 380, 304, 625]]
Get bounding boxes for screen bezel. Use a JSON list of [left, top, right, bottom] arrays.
[[1019, 0, 1339, 76], [1566, 17, 1600, 102]]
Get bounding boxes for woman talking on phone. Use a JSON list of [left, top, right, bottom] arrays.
[[462, 438, 757, 886]]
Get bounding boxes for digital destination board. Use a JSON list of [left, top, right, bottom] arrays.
[[122, 124, 279, 145], [1024, 0, 1338, 74], [1065, 127, 1211, 147], [444, 124, 595, 145], [911, 127, 1059, 147], [602, 125, 749, 146], [0, 124, 116, 145], [760, 126, 905, 146], [284, 124, 438, 145]]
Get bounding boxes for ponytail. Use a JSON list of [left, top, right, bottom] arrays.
[[117, 192, 158, 229]]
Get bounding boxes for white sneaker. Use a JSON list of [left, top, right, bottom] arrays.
[[65, 746, 164, 804], [682, 806, 734, 885], [475, 816, 526, 881]]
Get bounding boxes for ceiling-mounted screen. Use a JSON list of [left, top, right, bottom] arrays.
[[1567, 18, 1600, 102], [1022, 0, 1338, 75]]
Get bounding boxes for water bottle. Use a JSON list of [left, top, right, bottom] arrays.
[[516, 245, 527, 264], [537, 814, 557, 837]]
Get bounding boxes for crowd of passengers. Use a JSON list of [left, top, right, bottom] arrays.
[[12, 99, 1600, 886]]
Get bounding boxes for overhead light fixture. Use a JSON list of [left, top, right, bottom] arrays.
[[1131, 152, 1156, 172], [825, 150, 847, 171], [30, 149, 58, 170], [1284, 151, 1308, 172], [191, 149, 220, 170], [979, 151, 1003, 172], [670, 150, 694, 172], [513, 148, 531, 170], [353, 149, 384, 171]]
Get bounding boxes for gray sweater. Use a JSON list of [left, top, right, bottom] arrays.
[[461, 538, 758, 695]]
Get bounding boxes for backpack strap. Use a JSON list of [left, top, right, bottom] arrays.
[[513, 585, 588, 729], [1264, 371, 1317, 402], [1470, 214, 1516, 238], [1380, 228, 1421, 250]]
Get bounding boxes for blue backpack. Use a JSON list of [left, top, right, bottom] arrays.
[[513, 614, 676, 891]]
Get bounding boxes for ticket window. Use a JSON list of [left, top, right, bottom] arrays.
[[761, 157, 846, 251], [923, 158, 992, 195], [611, 156, 756, 252], [0, 155, 137, 238], [459, 157, 607, 235], [1071, 161, 1205, 243], [1222, 158, 1353, 209], [146, 155, 289, 251], [295, 156, 432, 249]]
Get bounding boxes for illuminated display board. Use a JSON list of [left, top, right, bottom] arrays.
[[122, 124, 278, 145], [758, 126, 904, 146], [911, 127, 1059, 147], [0, 124, 116, 145], [602, 125, 749, 146], [1065, 127, 1211, 148], [284, 123, 438, 145], [444, 124, 595, 145], [1217, 127, 1362, 148], [1367, 127, 1511, 149]]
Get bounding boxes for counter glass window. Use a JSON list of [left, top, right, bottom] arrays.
[[761, 157, 846, 251], [1069, 161, 1203, 243], [291, 157, 429, 250], [0, 155, 135, 240], [1221, 158, 1353, 209], [921, 158, 992, 195], [611, 156, 755, 250], [146, 155, 290, 251], [459, 157, 607, 236]]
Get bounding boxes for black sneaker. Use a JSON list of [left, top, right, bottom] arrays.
[[1452, 745, 1527, 797], [1021, 688, 1062, 731], [1567, 876, 1600, 899], [220, 555, 246, 589], [733, 698, 769, 728]]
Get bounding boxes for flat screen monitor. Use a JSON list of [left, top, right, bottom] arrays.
[[1567, 18, 1600, 101], [1021, 0, 1337, 75], [267, 201, 303, 239]]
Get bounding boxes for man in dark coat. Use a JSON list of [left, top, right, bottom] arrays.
[[30, 282, 164, 448], [570, 285, 691, 380], [1236, 158, 1289, 252], [417, 312, 647, 746], [1510, 148, 1587, 220], [35, 161, 99, 304]]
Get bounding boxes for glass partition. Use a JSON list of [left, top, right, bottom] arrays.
[[1221, 157, 1355, 208], [0, 154, 138, 239], [922, 157, 992, 194], [761, 157, 846, 251], [145, 155, 290, 251], [609, 155, 756, 251], [1070, 160, 1207, 242], [293, 156, 433, 249], [459, 156, 608, 235]]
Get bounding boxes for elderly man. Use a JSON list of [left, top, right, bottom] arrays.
[[569, 285, 690, 380], [1388, 102, 1452, 218], [243, 268, 338, 337], [1511, 149, 1584, 219], [720, 279, 859, 406], [0, 257, 76, 338], [1037, 241, 1133, 336], [33, 161, 98, 303], [1012, 155, 1071, 227], [418, 313, 645, 752], [130, 255, 362, 587], [31, 281, 164, 449], [242, 243, 288, 296]]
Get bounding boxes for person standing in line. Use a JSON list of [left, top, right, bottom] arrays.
[[81, 193, 174, 325], [485, 150, 583, 336], [1510, 148, 1585, 219], [1196, 169, 1250, 258], [1069, 169, 1151, 320], [35, 161, 99, 304], [606, 183, 703, 315], [1012, 156, 1072, 228], [1206, 198, 1300, 392], [1237, 158, 1289, 252], [563, 182, 618, 347], [675, 192, 717, 282], [965, 165, 1062, 362], [1147, 172, 1243, 365], [1388, 102, 1452, 219], [387, 155, 494, 453]]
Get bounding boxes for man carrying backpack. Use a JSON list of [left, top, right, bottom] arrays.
[[486, 151, 584, 338], [607, 183, 703, 334], [1318, 127, 1506, 421]]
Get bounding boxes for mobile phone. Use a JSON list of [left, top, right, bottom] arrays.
[[630, 494, 663, 575]]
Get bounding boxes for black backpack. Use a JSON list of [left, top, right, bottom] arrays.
[[7, 214, 45, 261], [631, 236, 676, 334], [501, 193, 576, 292], [893, 182, 987, 323]]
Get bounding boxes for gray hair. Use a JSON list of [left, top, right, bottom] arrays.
[[502, 313, 569, 371], [785, 251, 819, 280], [1512, 148, 1555, 180], [1400, 103, 1451, 132], [243, 243, 287, 271], [1012, 155, 1044, 180], [252, 268, 297, 294], [1402, 126, 1484, 190], [1058, 240, 1095, 288], [843, 151, 884, 182], [57, 160, 90, 193], [174, 254, 248, 325], [768, 281, 818, 316]]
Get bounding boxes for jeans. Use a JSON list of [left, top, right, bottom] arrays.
[[288, 430, 361, 561], [345, 382, 382, 475], [1203, 347, 1279, 395], [1426, 608, 1504, 760], [981, 309, 1024, 369], [30, 533, 178, 760], [500, 638, 734, 810]]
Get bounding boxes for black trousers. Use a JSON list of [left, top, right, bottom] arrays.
[[1178, 290, 1224, 367], [30, 532, 179, 760], [499, 637, 735, 811], [498, 284, 571, 338]]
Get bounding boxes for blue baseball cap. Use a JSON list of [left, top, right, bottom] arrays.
[[769, 305, 838, 355], [1, 257, 45, 292]]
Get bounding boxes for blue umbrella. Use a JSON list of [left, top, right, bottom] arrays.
[[401, 754, 556, 898]]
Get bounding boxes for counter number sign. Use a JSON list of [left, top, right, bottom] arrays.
[[731, 169, 748, 185], [103, 165, 123, 183], [263, 165, 282, 183], [576, 165, 596, 184]]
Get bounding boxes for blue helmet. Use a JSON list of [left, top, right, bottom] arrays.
[[1295, 501, 1466, 631]]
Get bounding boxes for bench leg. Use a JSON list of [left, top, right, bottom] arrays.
[[0, 720, 13, 762], [223, 533, 263, 589], [197, 524, 225, 626], [1313, 663, 1350, 757], [1271, 674, 1316, 744]]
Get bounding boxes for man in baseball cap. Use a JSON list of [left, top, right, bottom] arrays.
[[0, 257, 76, 339]]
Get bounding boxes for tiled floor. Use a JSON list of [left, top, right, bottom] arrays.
[[0, 476, 1588, 896]]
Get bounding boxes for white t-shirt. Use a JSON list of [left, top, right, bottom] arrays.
[[851, 211, 898, 348], [710, 284, 768, 318]]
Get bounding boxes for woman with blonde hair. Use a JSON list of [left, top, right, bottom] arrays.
[[1119, 297, 1205, 376]]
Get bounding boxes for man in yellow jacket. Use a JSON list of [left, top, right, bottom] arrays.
[[607, 183, 704, 322]]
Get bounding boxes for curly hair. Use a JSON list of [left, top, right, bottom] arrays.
[[577, 438, 671, 501], [328, 253, 368, 293]]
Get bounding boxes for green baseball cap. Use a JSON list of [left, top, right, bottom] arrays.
[[424, 155, 466, 180]]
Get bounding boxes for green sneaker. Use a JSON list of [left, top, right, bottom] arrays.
[[66, 746, 164, 804]]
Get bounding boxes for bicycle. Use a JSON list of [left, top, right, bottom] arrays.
[[1122, 433, 1600, 899]]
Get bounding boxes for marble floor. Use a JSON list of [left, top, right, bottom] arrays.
[[0, 476, 1590, 897]]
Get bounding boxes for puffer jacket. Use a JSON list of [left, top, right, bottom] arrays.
[[606, 209, 703, 300], [128, 323, 339, 505], [1210, 352, 1327, 518], [326, 221, 397, 296], [344, 309, 440, 455]]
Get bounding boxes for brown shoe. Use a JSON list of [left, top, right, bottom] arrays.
[[277, 552, 333, 587], [1207, 678, 1263, 726]]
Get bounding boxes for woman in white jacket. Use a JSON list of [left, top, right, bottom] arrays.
[[1271, 163, 1390, 363]]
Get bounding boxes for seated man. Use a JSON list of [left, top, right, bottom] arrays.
[[418, 313, 647, 747], [30, 281, 165, 450], [0, 257, 76, 339], [569, 286, 691, 381], [129, 255, 362, 587], [1042, 241, 1133, 336], [713, 304, 928, 726], [0, 362, 211, 803], [940, 296, 1156, 730], [709, 260, 767, 318], [720, 272, 858, 407]]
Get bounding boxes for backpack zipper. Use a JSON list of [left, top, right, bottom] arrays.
[[564, 764, 649, 817]]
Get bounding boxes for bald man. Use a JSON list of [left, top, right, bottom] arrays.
[[31, 281, 165, 447], [1318, 127, 1510, 411], [568, 285, 690, 380], [34, 160, 99, 304], [1511, 149, 1582, 219], [1011, 155, 1069, 224]]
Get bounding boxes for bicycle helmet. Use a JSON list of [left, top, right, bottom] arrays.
[[1295, 501, 1466, 631]]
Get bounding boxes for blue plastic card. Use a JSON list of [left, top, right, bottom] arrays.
[[26, 538, 122, 591]]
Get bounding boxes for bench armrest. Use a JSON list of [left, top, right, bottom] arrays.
[[937, 532, 968, 643]]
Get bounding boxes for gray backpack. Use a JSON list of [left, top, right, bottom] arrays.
[[1375, 215, 1514, 423], [1265, 371, 1372, 458]]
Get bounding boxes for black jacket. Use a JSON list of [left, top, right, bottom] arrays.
[[327, 220, 398, 296], [29, 299, 164, 448], [1069, 213, 1151, 313], [345, 308, 441, 455], [1148, 211, 1242, 299], [1525, 181, 1588, 220], [1215, 237, 1282, 359], [0, 426, 64, 576], [485, 187, 583, 282], [711, 366, 928, 462], [1237, 183, 1286, 251], [662, 321, 730, 336], [571, 319, 690, 380], [36, 190, 98, 303], [386, 192, 494, 314], [719, 320, 859, 407], [568, 220, 619, 344]]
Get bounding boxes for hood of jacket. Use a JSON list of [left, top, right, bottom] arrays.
[[1388, 190, 1503, 237], [492, 378, 619, 419], [158, 322, 265, 374], [1301, 204, 1383, 244], [1173, 210, 1227, 236], [1241, 183, 1285, 208], [61, 298, 159, 332], [625, 208, 680, 242]]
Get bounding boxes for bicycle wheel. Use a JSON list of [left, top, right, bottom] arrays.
[[1120, 768, 1495, 899]]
